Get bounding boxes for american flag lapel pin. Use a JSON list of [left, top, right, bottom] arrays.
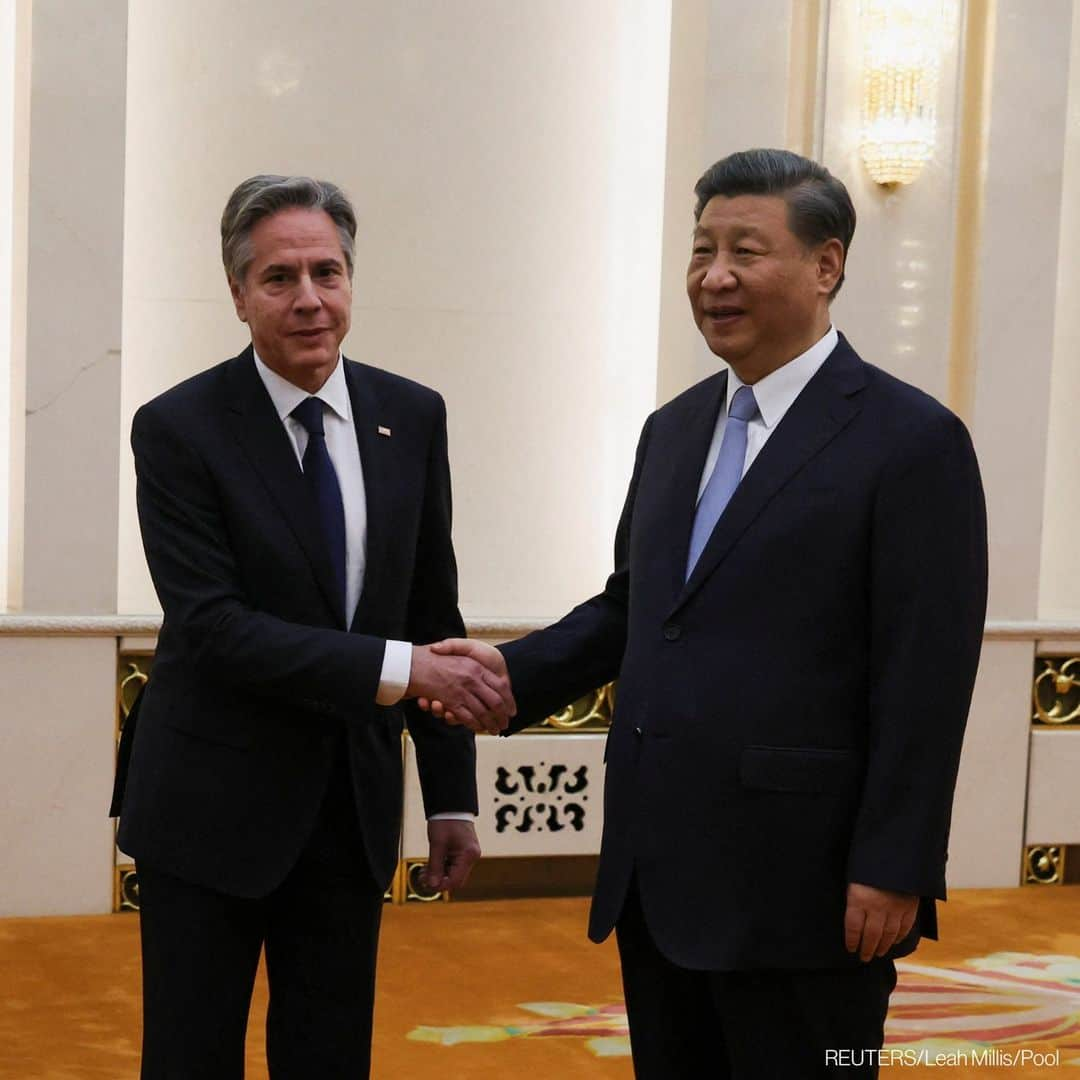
[[378, 425, 392, 437]]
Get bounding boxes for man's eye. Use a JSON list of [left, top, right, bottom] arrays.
[[692, 246, 712, 256], [735, 247, 760, 257]]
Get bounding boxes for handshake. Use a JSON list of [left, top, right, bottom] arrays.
[[406, 639, 515, 734]]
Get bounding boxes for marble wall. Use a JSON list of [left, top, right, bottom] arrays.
[[3, 0, 1080, 915], [116, 0, 672, 621]]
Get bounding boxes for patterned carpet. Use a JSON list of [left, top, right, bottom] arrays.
[[2, 888, 1079, 1077]]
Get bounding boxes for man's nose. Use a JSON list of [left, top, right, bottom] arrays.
[[701, 258, 737, 290], [293, 274, 322, 309]]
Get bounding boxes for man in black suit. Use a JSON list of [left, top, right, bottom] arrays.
[[110, 174, 514, 1078], [425, 149, 988, 1077]]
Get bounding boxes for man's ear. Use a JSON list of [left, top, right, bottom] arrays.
[[229, 276, 248, 323], [817, 238, 844, 297]]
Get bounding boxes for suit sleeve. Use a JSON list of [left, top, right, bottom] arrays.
[[846, 411, 988, 899], [132, 402, 387, 714], [400, 394, 479, 816], [498, 413, 655, 733]]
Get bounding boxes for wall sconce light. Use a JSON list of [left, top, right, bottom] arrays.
[[859, 0, 944, 185]]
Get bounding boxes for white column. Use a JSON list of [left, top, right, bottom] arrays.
[[20, 0, 127, 612], [1039, 0, 1080, 619], [657, 0, 798, 402], [0, 0, 30, 612], [958, 0, 1073, 885], [0, 0, 17, 612]]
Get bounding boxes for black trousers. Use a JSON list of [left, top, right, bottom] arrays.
[[615, 878, 897, 1079], [136, 745, 384, 1079]]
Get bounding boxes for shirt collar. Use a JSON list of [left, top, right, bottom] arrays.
[[727, 325, 838, 429], [252, 349, 352, 424]]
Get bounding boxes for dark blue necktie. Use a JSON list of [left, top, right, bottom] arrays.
[[291, 396, 347, 613], [685, 385, 759, 580]]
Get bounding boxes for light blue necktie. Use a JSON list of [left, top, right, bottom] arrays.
[[685, 385, 759, 580]]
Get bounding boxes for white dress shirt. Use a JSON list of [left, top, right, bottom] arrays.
[[697, 325, 839, 500], [253, 352, 412, 704]]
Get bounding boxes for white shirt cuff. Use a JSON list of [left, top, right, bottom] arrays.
[[375, 639, 412, 705], [429, 812, 477, 821]]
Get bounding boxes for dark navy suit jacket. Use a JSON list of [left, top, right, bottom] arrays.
[[501, 334, 987, 971], [111, 346, 477, 897]]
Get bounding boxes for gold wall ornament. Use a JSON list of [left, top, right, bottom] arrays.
[[403, 860, 449, 903], [1023, 845, 1065, 886], [535, 683, 615, 733], [1033, 658, 1080, 725], [115, 866, 139, 911], [859, 0, 946, 185], [114, 653, 155, 912]]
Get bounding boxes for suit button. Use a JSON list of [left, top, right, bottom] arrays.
[[663, 624, 682, 641], [633, 726, 643, 737]]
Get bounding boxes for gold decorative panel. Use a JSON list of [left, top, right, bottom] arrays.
[[1024, 845, 1065, 885], [116, 654, 153, 740], [115, 865, 139, 911], [114, 651, 155, 912], [531, 683, 615, 733], [403, 860, 449, 903], [1033, 658, 1080, 726]]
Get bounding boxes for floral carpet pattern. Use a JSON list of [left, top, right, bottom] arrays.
[[407, 953, 1080, 1063]]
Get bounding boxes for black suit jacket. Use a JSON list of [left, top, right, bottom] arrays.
[[111, 347, 477, 897], [501, 334, 987, 971]]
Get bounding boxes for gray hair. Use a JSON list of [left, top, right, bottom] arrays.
[[220, 174, 357, 285]]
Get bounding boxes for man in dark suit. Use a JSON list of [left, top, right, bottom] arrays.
[[425, 149, 988, 1077], [110, 174, 514, 1078]]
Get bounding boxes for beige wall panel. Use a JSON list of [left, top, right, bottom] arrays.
[[21, 0, 126, 612], [821, 0, 963, 403], [1026, 729, 1080, 844], [655, 0, 708, 408], [1040, 1, 1080, 619], [657, 0, 796, 401], [971, 0, 1071, 620], [948, 640, 1033, 888], [0, 636, 115, 915], [118, 0, 672, 621], [403, 733, 606, 860]]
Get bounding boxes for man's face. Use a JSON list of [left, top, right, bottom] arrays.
[[686, 194, 840, 382], [230, 207, 352, 392]]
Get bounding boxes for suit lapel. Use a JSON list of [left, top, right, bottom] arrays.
[[226, 347, 348, 628], [657, 370, 728, 601], [343, 360, 389, 629], [670, 338, 867, 616]]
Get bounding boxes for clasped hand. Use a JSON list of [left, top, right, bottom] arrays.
[[407, 639, 514, 734]]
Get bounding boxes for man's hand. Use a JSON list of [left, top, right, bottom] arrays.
[[407, 640, 515, 734], [415, 639, 513, 734], [844, 882, 919, 962], [423, 819, 481, 892]]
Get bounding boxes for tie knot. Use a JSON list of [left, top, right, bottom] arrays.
[[728, 385, 758, 423], [291, 396, 326, 437]]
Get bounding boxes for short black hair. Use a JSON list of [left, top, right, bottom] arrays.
[[693, 148, 855, 299]]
